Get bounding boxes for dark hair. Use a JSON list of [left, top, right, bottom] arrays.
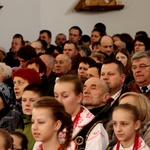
[[112, 34, 124, 42], [23, 83, 45, 97], [33, 97, 73, 150], [135, 31, 148, 38], [0, 128, 13, 150], [37, 39, 47, 50], [92, 27, 106, 38], [79, 56, 96, 66], [11, 131, 28, 150], [13, 34, 25, 46], [134, 35, 150, 51], [113, 103, 140, 122], [94, 22, 106, 32], [40, 30, 52, 38], [27, 57, 47, 74], [17, 45, 37, 61], [12, 68, 41, 85], [103, 59, 125, 74], [89, 63, 102, 76], [92, 42, 100, 49], [80, 35, 91, 43], [56, 74, 83, 95], [64, 41, 78, 51], [69, 26, 82, 36]]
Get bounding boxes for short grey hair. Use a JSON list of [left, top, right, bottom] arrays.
[[0, 63, 12, 81], [131, 51, 150, 64]]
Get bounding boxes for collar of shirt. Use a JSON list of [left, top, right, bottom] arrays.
[[111, 89, 122, 106], [140, 84, 150, 93]]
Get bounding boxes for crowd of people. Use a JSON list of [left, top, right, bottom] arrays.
[[0, 22, 150, 150]]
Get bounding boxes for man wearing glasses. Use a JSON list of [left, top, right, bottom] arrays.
[[128, 51, 150, 99]]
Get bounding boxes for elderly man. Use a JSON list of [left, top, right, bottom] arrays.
[[83, 77, 111, 126], [54, 54, 75, 77], [128, 51, 150, 99]]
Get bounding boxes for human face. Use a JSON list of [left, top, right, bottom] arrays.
[[18, 57, 27, 68], [92, 44, 101, 53], [0, 97, 4, 110], [132, 57, 150, 86], [116, 52, 128, 67], [54, 82, 82, 117], [31, 41, 44, 54], [78, 62, 89, 80], [39, 32, 51, 46], [101, 63, 125, 95], [134, 41, 146, 52], [112, 109, 140, 148], [91, 31, 101, 44], [13, 77, 29, 100], [54, 55, 71, 75], [113, 36, 121, 42], [32, 108, 59, 143], [11, 134, 22, 150], [83, 78, 108, 109], [69, 29, 81, 44], [11, 38, 22, 53], [55, 34, 66, 46], [63, 43, 78, 59], [100, 36, 114, 56], [22, 91, 40, 115], [87, 67, 99, 78]]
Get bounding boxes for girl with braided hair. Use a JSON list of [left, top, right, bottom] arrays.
[[32, 96, 73, 150]]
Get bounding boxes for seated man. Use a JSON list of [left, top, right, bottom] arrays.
[[53, 54, 76, 77], [128, 51, 150, 99], [83, 77, 111, 127]]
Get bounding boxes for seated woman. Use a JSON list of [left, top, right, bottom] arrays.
[[0, 128, 13, 150], [115, 48, 134, 85], [12, 68, 41, 114], [0, 82, 20, 132], [32, 97, 73, 150]]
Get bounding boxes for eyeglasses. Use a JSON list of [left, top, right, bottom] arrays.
[[134, 44, 145, 47], [132, 64, 150, 70]]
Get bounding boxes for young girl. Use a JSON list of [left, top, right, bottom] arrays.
[[31, 96, 73, 150], [112, 103, 149, 150]]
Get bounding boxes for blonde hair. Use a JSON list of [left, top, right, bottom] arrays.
[[119, 92, 150, 125]]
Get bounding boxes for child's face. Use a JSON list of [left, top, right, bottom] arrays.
[[32, 108, 60, 143], [54, 82, 82, 117], [22, 91, 41, 115], [112, 109, 140, 147]]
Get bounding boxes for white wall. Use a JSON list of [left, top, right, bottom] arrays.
[[0, 0, 150, 51]]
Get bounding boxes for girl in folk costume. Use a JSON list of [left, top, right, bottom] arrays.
[[31, 97, 73, 150], [112, 104, 149, 150], [54, 74, 109, 150]]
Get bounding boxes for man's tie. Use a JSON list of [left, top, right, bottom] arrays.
[[141, 86, 148, 93]]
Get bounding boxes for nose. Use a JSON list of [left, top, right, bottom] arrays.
[[83, 87, 90, 94], [115, 124, 122, 132], [101, 74, 108, 80], [32, 122, 38, 131]]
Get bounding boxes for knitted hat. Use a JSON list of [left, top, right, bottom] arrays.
[[0, 46, 6, 56], [0, 83, 14, 105]]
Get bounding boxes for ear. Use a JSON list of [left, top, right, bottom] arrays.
[[134, 120, 141, 130], [102, 93, 111, 103], [77, 93, 83, 104], [39, 72, 44, 77], [68, 63, 72, 71], [121, 73, 126, 83], [54, 120, 62, 131]]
